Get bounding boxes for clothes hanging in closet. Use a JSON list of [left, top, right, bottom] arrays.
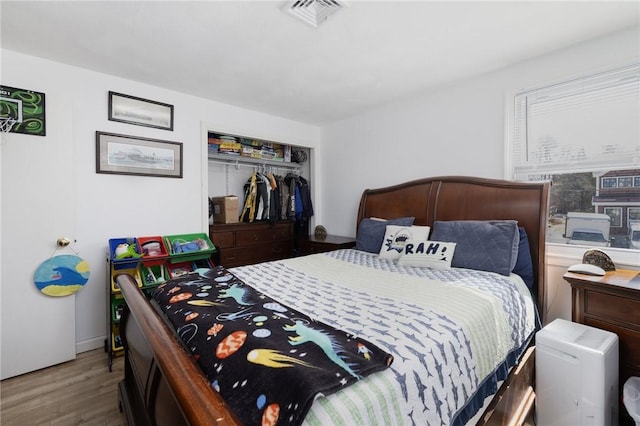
[[241, 171, 313, 223], [284, 173, 313, 221], [240, 172, 269, 222], [240, 173, 257, 222]]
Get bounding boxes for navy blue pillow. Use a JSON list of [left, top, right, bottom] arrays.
[[513, 227, 535, 291], [355, 217, 415, 253], [430, 220, 519, 276]]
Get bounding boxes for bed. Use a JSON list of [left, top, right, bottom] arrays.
[[115, 175, 550, 426]]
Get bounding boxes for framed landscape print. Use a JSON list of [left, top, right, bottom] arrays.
[[108, 91, 174, 131], [96, 131, 182, 178]]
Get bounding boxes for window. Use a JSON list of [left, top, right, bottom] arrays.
[[602, 176, 636, 188], [604, 207, 622, 227], [570, 231, 608, 244], [619, 177, 633, 187], [509, 64, 640, 250]]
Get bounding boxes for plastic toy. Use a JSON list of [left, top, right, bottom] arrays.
[[141, 241, 162, 256], [173, 240, 200, 254], [115, 243, 141, 259], [143, 265, 166, 285]]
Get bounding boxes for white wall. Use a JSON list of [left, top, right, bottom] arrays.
[[0, 49, 321, 368], [320, 26, 640, 322]]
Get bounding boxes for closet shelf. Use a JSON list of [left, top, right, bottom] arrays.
[[208, 153, 300, 171]]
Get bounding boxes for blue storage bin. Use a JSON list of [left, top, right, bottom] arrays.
[[109, 237, 142, 270]]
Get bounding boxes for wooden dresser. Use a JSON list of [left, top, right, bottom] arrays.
[[209, 221, 294, 268], [564, 268, 640, 424]]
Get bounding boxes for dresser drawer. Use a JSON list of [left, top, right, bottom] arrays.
[[272, 225, 293, 240], [236, 228, 290, 246], [210, 221, 294, 267], [585, 291, 640, 326], [235, 229, 273, 245], [220, 242, 292, 267], [219, 248, 240, 267], [210, 231, 235, 249]]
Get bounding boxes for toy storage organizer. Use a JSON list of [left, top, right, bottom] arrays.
[[105, 233, 216, 371]]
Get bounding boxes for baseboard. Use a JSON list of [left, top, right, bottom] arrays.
[[76, 336, 106, 354]]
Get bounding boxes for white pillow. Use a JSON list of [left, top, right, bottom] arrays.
[[397, 240, 457, 269], [379, 225, 431, 260]]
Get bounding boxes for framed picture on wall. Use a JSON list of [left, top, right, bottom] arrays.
[[108, 91, 174, 131], [96, 131, 183, 178]]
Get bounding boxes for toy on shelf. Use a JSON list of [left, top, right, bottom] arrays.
[[172, 238, 209, 254], [143, 265, 157, 284], [141, 241, 163, 256], [173, 240, 199, 254], [168, 262, 193, 278], [141, 264, 166, 286], [114, 243, 142, 259]]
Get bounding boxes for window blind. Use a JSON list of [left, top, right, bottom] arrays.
[[511, 64, 640, 180]]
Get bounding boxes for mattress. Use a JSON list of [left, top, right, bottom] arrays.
[[227, 249, 536, 425]]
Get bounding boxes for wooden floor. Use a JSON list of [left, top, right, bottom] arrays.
[[0, 348, 126, 425]]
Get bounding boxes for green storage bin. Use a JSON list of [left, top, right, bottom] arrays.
[[139, 262, 168, 287], [164, 233, 215, 263], [111, 296, 125, 323]]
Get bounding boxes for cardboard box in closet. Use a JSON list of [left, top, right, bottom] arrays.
[[212, 196, 239, 224]]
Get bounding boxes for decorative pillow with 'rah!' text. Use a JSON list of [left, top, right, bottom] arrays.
[[397, 240, 457, 269], [355, 217, 415, 253], [379, 225, 431, 260]]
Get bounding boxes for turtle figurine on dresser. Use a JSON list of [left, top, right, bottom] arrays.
[[582, 249, 616, 271]]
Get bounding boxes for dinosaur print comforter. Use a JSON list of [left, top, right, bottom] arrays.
[[152, 266, 393, 426]]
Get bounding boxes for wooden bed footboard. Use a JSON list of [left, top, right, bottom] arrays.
[[116, 273, 241, 426]]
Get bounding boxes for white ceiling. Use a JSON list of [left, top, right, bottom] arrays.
[[1, 1, 638, 125]]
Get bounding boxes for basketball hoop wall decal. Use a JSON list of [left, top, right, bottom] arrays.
[[0, 85, 46, 136]]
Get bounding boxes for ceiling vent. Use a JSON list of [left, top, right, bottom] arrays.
[[285, 0, 347, 27]]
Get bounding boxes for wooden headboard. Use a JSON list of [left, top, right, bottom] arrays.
[[356, 176, 550, 322]]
